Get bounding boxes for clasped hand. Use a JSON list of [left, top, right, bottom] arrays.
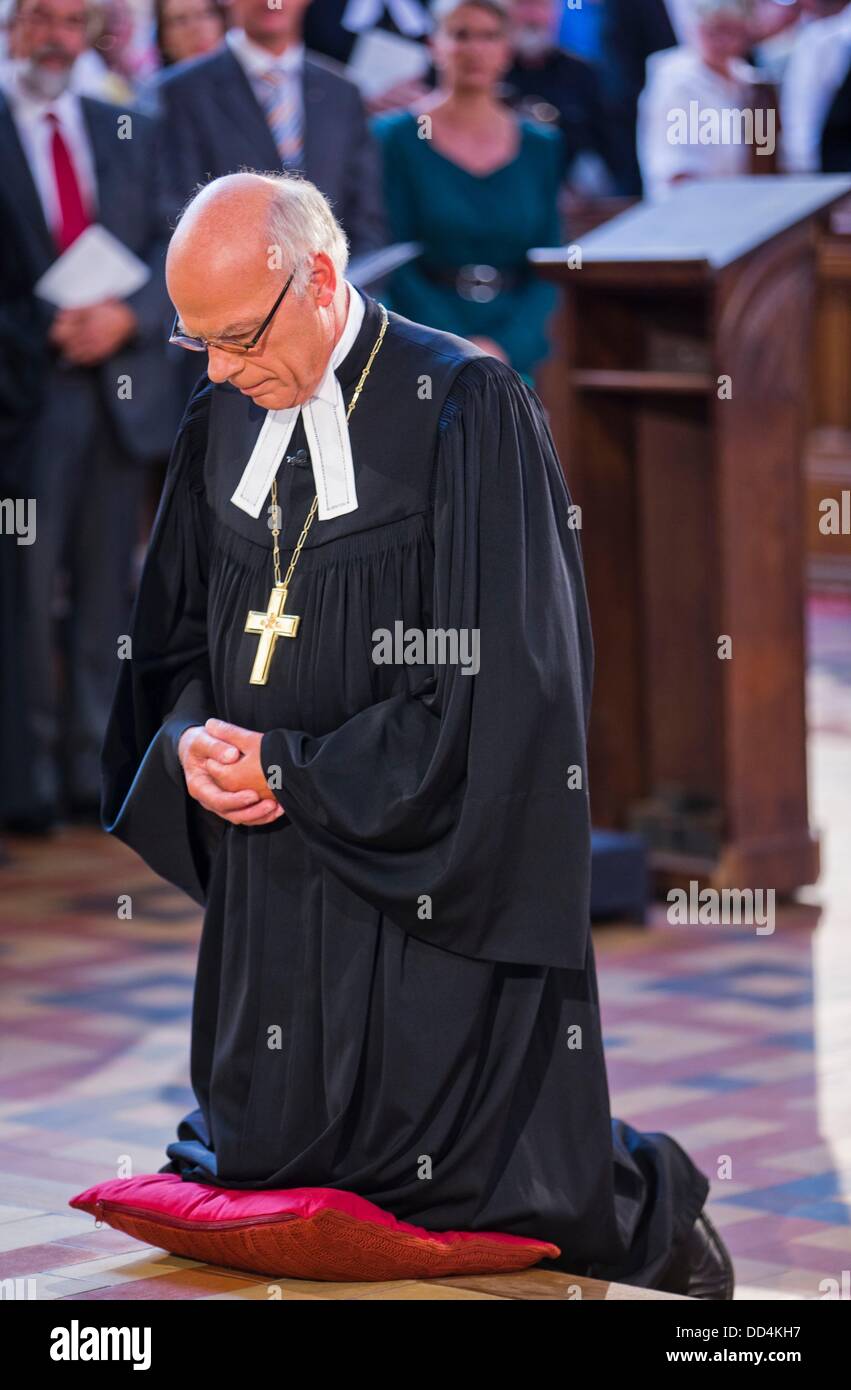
[[48, 299, 137, 366], [177, 718, 285, 826]]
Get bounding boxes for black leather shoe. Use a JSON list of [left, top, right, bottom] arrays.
[[659, 1209, 735, 1300]]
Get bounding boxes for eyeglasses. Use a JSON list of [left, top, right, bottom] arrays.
[[168, 268, 295, 353], [21, 10, 89, 31], [446, 26, 506, 43]]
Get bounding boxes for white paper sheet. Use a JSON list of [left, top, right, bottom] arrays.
[[34, 224, 150, 308], [345, 30, 429, 99]]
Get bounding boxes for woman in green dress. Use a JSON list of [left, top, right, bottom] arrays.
[[371, 0, 565, 386]]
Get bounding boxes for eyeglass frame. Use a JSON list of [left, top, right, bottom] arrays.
[[168, 267, 296, 354]]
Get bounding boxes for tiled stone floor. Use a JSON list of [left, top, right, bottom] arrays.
[[0, 596, 848, 1300]]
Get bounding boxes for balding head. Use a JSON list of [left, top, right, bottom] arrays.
[[166, 172, 351, 411], [168, 173, 279, 303]]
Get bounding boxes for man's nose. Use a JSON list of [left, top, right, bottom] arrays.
[[206, 347, 240, 383]]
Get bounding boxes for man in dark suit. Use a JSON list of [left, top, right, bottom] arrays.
[[154, 0, 386, 253], [599, 0, 678, 194], [814, 5, 851, 170], [821, 57, 851, 169], [0, 0, 178, 831], [504, 0, 616, 188]]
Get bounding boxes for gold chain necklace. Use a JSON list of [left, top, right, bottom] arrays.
[[244, 302, 389, 685]]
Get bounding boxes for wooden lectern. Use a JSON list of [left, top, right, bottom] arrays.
[[532, 176, 851, 896]]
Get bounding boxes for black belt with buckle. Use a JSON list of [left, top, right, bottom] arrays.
[[418, 262, 529, 302]]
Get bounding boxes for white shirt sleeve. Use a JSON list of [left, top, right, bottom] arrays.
[[638, 58, 705, 202]]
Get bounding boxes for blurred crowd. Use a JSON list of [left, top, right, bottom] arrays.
[[2, 0, 851, 833]]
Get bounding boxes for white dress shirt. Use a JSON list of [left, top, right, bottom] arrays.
[[227, 29, 305, 97], [665, 0, 699, 45], [638, 47, 757, 202], [3, 66, 97, 235], [781, 6, 851, 173], [231, 281, 367, 523]]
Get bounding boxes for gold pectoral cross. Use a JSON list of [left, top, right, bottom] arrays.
[[245, 583, 300, 685]]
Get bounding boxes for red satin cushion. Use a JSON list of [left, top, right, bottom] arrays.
[[69, 1175, 560, 1281]]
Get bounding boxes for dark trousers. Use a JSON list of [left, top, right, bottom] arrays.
[[15, 366, 146, 811]]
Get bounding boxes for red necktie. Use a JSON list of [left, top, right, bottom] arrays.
[[46, 111, 91, 253]]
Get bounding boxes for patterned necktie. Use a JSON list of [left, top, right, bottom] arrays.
[[46, 111, 91, 253], [257, 66, 303, 168]]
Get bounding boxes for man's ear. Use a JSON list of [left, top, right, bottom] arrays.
[[310, 252, 338, 308]]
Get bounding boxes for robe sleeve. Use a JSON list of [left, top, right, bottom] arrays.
[[100, 376, 227, 905], [261, 357, 595, 969]]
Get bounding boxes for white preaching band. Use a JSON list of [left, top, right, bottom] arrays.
[[231, 280, 365, 521]]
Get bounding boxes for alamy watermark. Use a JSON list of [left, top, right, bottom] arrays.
[[667, 102, 776, 158], [372, 622, 480, 676], [50, 1320, 151, 1369], [667, 880, 775, 935], [0, 497, 36, 545]]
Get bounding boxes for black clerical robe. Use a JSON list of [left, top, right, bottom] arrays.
[[101, 293, 709, 1285]]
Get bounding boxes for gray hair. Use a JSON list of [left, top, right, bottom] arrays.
[[431, 0, 510, 24], [692, 0, 753, 19], [260, 172, 350, 294]]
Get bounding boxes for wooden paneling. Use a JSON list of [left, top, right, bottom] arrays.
[[807, 209, 851, 592], [533, 182, 849, 894]]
